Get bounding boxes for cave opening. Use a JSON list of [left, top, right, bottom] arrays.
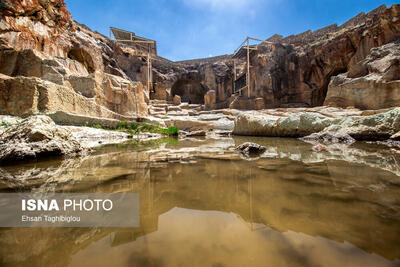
[[67, 48, 95, 73], [313, 67, 348, 106], [171, 79, 208, 104]]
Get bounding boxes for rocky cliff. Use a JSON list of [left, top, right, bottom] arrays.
[[0, 1, 398, 120], [148, 55, 233, 109], [0, 0, 148, 120], [246, 4, 400, 110], [149, 4, 400, 111]]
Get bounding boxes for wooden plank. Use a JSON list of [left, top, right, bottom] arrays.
[[110, 27, 135, 35], [116, 39, 155, 44], [110, 27, 157, 56]]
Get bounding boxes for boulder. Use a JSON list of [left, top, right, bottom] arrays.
[[236, 142, 266, 156], [173, 95, 182, 105], [0, 116, 85, 164], [233, 107, 400, 141], [233, 111, 333, 137], [330, 107, 400, 140]]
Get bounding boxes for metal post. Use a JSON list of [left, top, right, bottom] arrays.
[[147, 44, 151, 92], [233, 59, 236, 94], [147, 53, 150, 91], [150, 55, 152, 91], [247, 38, 250, 98]]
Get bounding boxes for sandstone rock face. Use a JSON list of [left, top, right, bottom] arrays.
[[0, 116, 84, 164], [204, 90, 217, 109], [1, 1, 398, 116], [154, 4, 398, 111], [229, 96, 266, 110], [194, 5, 399, 110], [0, 0, 148, 120], [324, 41, 400, 109], [244, 4, 400, 109], [151, 5, 399, 111], [148, 57, 233, 107], [233, 107, 400, 141]]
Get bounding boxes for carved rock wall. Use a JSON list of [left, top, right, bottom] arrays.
[[0, 0, 149, 120]]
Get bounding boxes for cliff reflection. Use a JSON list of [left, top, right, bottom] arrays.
[[0, 137, 399, 267]]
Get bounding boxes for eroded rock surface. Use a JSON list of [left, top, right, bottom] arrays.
[[233, 107, 400, 141], [301, 126, 356, 144], [1, 1, 399, 121], [324, 41, 400, 109], [0, 0, 149, 121], [0, 116, 84, 164], [249, 4, 400, 109]]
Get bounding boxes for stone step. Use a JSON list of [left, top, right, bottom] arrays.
[[151, 103, 169, 108], [188, 110, 200, 116], [149, 111, 167, 116], [166, 106, 183, 112], [151, 107, 166, 112], [149, 99, 168, 104], [165, 111, 189, 116], [153, 114, 169, 119], [179, 103, 190, 109], [188, 104, 202, 109]]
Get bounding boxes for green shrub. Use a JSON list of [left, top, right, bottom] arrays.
[[1, 121, 9, 128], [159, 126, 179, 136], [140, 123, 155, 132], [88, 121, 179, 137], [130, 123, 139, 132], [117, 121, 128, 130]]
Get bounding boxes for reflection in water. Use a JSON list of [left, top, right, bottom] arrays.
[[0, 137, 400, 267]]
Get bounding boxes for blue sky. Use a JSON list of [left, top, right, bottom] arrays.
[[64, 0, 398, 61]]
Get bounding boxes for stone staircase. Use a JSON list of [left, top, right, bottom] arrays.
[[148, 100, 204, 119], [148, 99, 235, 132]]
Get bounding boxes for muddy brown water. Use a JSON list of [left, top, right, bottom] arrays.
[[0, 137, 399, 267]]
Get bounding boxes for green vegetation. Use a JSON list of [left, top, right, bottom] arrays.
[[89, 121, 179, 136], [1, 121, 10, 128], [116, 121, 128, 130], [159, 126, 179, 136], [92, 124, 103, 129]]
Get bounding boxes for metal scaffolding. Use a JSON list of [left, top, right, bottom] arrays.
[[232, 37, 265, 97], [110, 27, 156, 92]]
